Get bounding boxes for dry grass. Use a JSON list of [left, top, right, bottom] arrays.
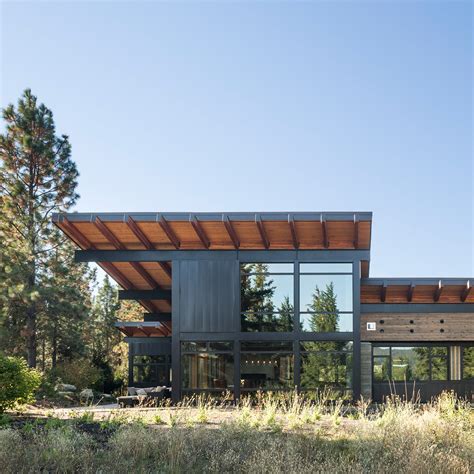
[[0, 391, 472, 473]]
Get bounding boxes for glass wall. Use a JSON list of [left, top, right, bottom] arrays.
[[462, 346, 474, 380], [240, 341, 294, 390], [373, 345, 449, 382], [299, 263, 353, 332], [300, 341, 353, 394], [241, 264, 294, 332], [181, 342, 234, 391], [132, 355, 171, 386]]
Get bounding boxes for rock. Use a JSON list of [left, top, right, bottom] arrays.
[[80, 389, 94, 399], [55, 383, 77, 392], [57, 391, 74, 398]]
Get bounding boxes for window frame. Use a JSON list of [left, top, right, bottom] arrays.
[[181, 341, 235, 392], [371, 344, 450, 382]]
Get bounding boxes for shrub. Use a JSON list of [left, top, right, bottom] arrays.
[[51, 358, 102, 390], [0, 354, 41, 413]]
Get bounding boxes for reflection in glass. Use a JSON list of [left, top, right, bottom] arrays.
[[300, 313, 352, 332], [241, 341, 293, 351], [373, 346, 449, 382], [300, 275, 352, 312], [242, 309, 293, 332], [300, 263, 352, 274], [463, 346, 474, 380], [240, 353, 294, 389], [182, 353, 234, 390], [300, 341, 352, 390], [373, 357, 390, 382], [132, 355, 171, 385], [240, 263, 294, 332]]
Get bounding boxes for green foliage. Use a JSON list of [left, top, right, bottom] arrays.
[[0, 354, 41, 412], [52, 358, 102, 390], [0, 89, 80, 368]]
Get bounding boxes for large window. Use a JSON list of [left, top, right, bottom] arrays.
[[299, 263, 353, 332], [240, 341, 294, 390], [241, 264, 294, 332], [300, 341, 353, 393], [373, 346, 449, 382], [132, 355, 171, 386], [462, 346, 474, 380], [181, 341, 234, 391]]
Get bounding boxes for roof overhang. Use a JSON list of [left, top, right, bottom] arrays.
[[361, 278, 474, 304], [114, 321, 171, 337], [52, 212, 372, 251]]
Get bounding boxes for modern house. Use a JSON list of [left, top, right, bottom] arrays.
[[53, 212, 474, 402]]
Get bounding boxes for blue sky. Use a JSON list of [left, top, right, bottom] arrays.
[[1, 1, 472, 278]]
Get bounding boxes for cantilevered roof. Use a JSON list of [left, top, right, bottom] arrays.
[[114, 321, 171, 337], [361, 278, 474, 304], [52, 211, 372, 321], [52, 212, 372, 251]]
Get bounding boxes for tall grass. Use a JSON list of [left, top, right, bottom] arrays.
[[0, 391, 472, 473]]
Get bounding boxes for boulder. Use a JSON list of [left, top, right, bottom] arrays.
[[55, 383, 77, 392], [80, 388, 94, 399]]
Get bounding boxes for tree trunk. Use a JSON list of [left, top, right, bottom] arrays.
[[26, 271, 37, 368], [52, 323, 57, 369]]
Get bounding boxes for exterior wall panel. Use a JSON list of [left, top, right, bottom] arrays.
[[179, 259, 238, 333], [361, 313, 474, 341]]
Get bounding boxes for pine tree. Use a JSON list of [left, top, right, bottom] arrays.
[[301, 283, 347, 388], [0, 89, 79, 367]]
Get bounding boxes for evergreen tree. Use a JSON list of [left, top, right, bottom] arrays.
[[301, 283, 348, 389], [38, 241, 94, 370], [240, 264, 276, 331], [0, 89, 79, 367], [91, 276, 120, 357]]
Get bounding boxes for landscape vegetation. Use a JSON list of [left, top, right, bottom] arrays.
[[0, 91, 473, 472]]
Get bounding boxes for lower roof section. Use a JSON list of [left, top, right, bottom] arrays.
[[115, 321, 171, 338], [361, 278, 474, 304]]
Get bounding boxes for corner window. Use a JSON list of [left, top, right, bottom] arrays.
[[132, 355, 171, 386], [299, 263, 353, 332], [462, 346, 474, 380], [240, 263, 294, 332], [372, 345, 449, 382]]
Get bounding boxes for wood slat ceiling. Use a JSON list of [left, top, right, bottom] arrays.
[[116, 324, 172, 337], [361, 282, 474, 304], [54, 214, 372, 251]]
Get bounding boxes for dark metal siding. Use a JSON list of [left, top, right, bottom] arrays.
[[127, 338, 172, 356], [179, 259, 238, 333]]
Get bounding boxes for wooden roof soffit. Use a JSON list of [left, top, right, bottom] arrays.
[[461, 280, 472, 302], [130, 262, 159, 289], [99, 262, 132, 289], [157, 214, 180, 249], [127, 216, 154, 250], [95, 217, 124, 249], [381, 283, 387, 303], [190, 215, 210, 248], [255, 214, 270, 249], [407, 283, 416, 302], [353, 215, 359, 249], [288, 215, 299, 249], [321, 216, 329, 248], [158, 262, 172, 279], [61, 217, 93, 249], [222, 215, 239, 249], [434, 280, 444, 302]]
